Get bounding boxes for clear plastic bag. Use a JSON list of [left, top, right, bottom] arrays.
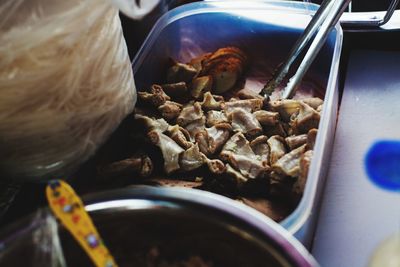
[[0, 210, 66, 267], [0, 0, 136, 181]]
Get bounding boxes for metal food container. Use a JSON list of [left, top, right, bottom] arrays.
[[0, 187, 318, 266], [132, 1, 342, 247]]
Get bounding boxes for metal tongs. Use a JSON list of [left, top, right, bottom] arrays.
[[261, 0, 352, 99]]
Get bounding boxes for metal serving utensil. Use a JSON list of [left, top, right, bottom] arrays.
[[261, 0, 352, 99], [340, 0, 399, 28]]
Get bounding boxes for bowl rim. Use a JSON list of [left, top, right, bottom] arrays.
[[83, 186, 319, 267]]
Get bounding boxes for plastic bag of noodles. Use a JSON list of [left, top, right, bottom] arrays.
[[0, 0, 143, 182], [0, 209, 67, 267]]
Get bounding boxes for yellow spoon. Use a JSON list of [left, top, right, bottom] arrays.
[[46, 180, 118, 267]]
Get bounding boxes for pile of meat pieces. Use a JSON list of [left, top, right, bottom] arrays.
[[128, 47, 323, 198], [99, 47, 323, 204]]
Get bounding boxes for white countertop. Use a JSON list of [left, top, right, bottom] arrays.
[[312, 50, 400, 267]]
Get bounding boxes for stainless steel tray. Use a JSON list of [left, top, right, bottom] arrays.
[[132, 0, 342, 247]]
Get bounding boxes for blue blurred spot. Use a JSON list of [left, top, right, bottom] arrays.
[[365, 140, 400, 191]]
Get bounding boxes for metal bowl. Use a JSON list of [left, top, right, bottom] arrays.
[[0, 187, 317, 266]]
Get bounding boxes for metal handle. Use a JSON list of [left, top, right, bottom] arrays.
[[340, 0, 399, 27], [281, 0, 351, 99], [261, 0, 335, 96]]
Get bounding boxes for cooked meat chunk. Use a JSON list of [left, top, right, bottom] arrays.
[[268, 171, 294, 198], [206, 110, 228, 127], [195, 123, 231, 156], [191, 75, 213, 99], [161, 82, 188, 98], [302, 97, 324, 110], [220, 132, 255, 162], [206, 123, 232, 154], [179, 144, 205, 172], [201, 47, 247, 93], [147, 178, 204, 189], [179, 143, 226, 174], [236, 88, 264, 100], [206, 47, 247, 63], [137, 91, 153, 103], [269, 99, 302, 121], [290, 102, 320, 134], [272, 144, 306, 177], [140, 157, 153, 178], [226, 163, 249, 185], [200, 92, 223, 111], [147, 130, 184, 174], [203, 156, 226, 174], [267, 135, 286, 165], [98, 155, 153, 179], [177, 102, 204, 126], [229, 97, 240, 102], [195, 130, 210, 156], [264, 122, 287, 137], [221, 132, 267, 179], [307, 128, 318, 150], [317, 104, 323, 112], [223, 99, 263, 114], [229, 154, 269, 179], [166, 61, 197, 83], [282, 122, 292, 136], [250, 135, 270, 167], [285, 134, 307, 150], [167, 125, 192, 149], [134, 114, 169, 133], [230, 108, 262, 137], [293, 150, 313, 195], [189, 52, 212, 73], [185, 116, 206, 142], [158, 101, 182, 120], [138, 84, 171, 107], [254, 110, 280, 127], [209, 62, 241, 93], [202, 47, 247, 75], [212, 94, 225, 101]]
